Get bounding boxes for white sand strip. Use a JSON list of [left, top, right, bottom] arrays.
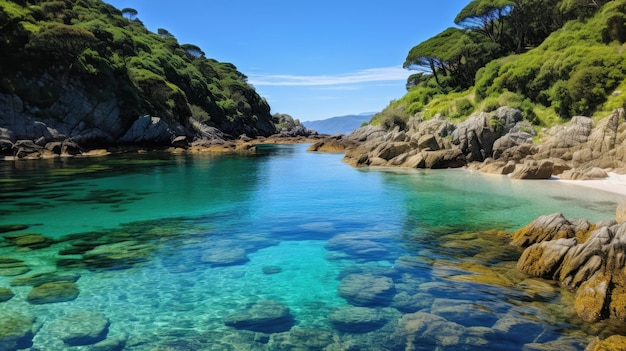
[[554, 172, 626, 196]]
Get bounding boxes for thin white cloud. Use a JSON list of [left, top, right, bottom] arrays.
[[248, 66, 410, 86]]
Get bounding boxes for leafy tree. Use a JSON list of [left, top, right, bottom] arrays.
[[454, 0, 514, 43], [27, 22, 97, 71], [181, 43, 205, 58], [157, 28, 173, 38], [121, 7, 137, 20]]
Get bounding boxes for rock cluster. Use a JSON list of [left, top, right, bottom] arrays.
[[514, 210, 626, 323], [0, 90, 319, 159], [310, 107, 626, 181]]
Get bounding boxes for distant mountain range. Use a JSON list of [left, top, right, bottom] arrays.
[[303, 113, 375, 135]]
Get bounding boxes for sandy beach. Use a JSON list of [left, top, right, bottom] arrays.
[[555, 172, 626, 196]]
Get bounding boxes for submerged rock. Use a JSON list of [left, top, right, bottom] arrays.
[[27, 281, 79, 304], [431, 298, 499, 328], [270, 328, 337, 350], [328, 306, 388, 333], [2, 233, 54, 249], [389, 311, 491, 350], [0, 313, 35, 350], [0, 257, 30, 276], [224, 299, 295, 333], [338, 273, 395, 307], [49, 311, 110, 346], [0, 287, 14, 302], [201, 247, 249, 266], [10, 271, 80, 287], [83, 240, 154, 270], [262, 266, 283, 275]]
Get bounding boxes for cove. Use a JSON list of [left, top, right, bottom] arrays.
[[0, 144, 624, 350]]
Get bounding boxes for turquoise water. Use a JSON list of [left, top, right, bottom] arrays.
[[0, 144, 624, 350]]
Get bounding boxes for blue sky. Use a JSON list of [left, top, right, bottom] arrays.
[[105, 0, 469, 121]]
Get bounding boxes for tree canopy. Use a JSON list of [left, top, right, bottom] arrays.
[[392, 0, 626, 126]]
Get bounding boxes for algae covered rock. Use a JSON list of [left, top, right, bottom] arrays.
[[511, 213, 575, 248], [0, 313, 35, 350], [2, 233, 53, 249], [225, 299, 295, 333], [27, 281, 79, 304], [517, 238, 577, 278], [585, 335, 626, 351]]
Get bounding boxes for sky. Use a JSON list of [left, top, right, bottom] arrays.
[[105, 0, 470, 121]]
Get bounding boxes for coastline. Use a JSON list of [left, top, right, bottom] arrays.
[[553, 172, 626, 196]]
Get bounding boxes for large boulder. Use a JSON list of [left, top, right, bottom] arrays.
[[450, 107, 522, 162], [509, 159, 554, 179], [224, 299, 295, 333], [118, 115, 179, 145], [511, 213, 577, 248]]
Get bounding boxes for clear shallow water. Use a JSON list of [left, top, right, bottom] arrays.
[[0, 144, 625, 350]]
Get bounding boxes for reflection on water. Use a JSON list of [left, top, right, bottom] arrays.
[[0, 144, 624, 350]]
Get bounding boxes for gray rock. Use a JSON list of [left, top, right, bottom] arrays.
[[338, 273, 395, 307], [509, 159, 554, 179], [560, 166, 608, 180], [118, 115, 177, 145], [224, 299, 295, 333], [49, 311, 110, 346], [511, 213, 576, 248]]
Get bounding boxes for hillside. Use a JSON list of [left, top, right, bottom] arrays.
[[372, 0, 626, 129], [303, 113, 374, 135], [0, 0, 289, 157]]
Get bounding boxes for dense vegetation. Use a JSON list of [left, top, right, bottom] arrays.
[[373, 0, 626, 128], [0, 0, 273, 137]]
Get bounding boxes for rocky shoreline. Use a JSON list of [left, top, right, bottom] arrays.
[[309, 107, 626, 182]]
